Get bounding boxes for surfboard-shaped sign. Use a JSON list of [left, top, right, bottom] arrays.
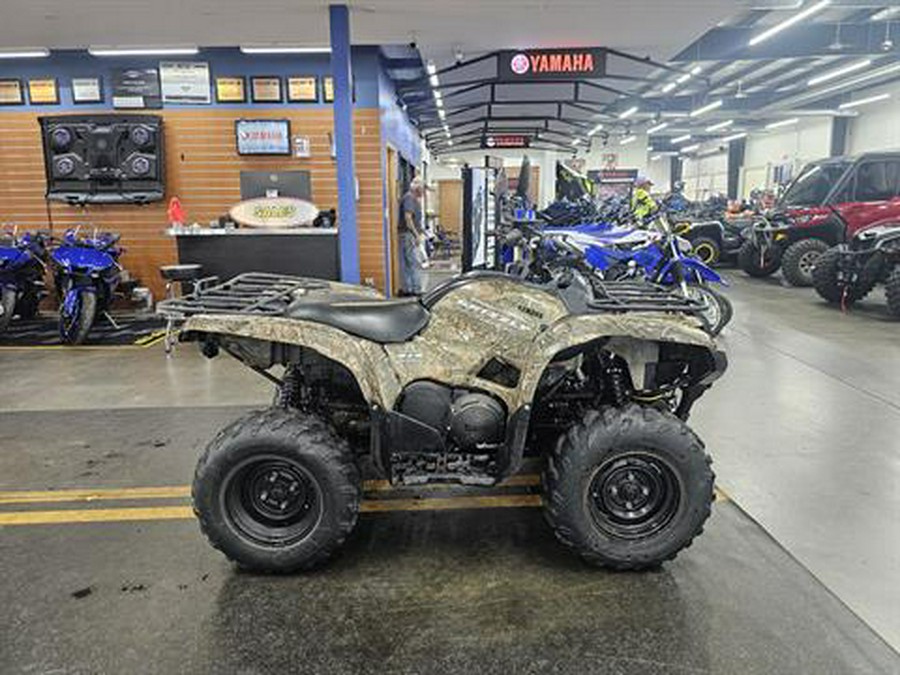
[[229, 197, 319, 228]]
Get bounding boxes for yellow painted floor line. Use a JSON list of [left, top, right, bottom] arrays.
[[0, 475, 544, 505], [0, 495, 544, 526]]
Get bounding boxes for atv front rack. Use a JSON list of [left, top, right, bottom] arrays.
[[157, 272, 331, 319]]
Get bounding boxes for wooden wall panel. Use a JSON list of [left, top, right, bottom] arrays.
[[0, 108, 385, 299]]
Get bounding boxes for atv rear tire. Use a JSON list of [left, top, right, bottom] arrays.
[[0, 287, 15, 333], [781, 239, 829, 287], [812, 248, 846, 304], [193, 407, 360, 572], [689, 237, 721, 266], [886, 267, 900, 318], [738, 240, 780, 278], [543, 405, 714, 570]]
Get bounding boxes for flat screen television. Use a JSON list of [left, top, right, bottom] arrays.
[[235, 119, 291, 156]]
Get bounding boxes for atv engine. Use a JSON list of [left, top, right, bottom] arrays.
[[398, 381, 506, 452], [390, 381, 507, 485]]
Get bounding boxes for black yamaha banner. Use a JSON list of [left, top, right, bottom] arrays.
[[498, 48, 606, 81]]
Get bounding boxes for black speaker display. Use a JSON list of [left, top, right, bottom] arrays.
[[39, 114, 165, 204]]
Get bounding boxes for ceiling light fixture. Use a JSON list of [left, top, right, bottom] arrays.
[[589, 123, 604, 136], [705, 119, 733, 132], [722, 132, 748, 142], [672, 133, 692, 144], [438, 108, 446, 120], [749, 0, 831, 47], [676, 73, 691, 84], [839, 92, 892, 109], [871, 7, 900, 21], [619, 106, 639, 119], [765, 117, 799, 129], [620, 135, 637, 145], [807, 59, 872, 87], [661, 82, 677, 94], [691, 66, 703, 75], [810, 62, 900, 99], [646, 121, 669, 134], [681, 144, 700, 153], [239, 46, 329, 54], [90, 46, 199, 56], [0, 48, 50, 59], [650, 154, 662, 161], [690, 99, 723, 117], [571, 138, 581, 146]]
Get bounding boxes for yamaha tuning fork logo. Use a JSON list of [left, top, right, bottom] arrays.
[[510, 53, 531, 75]]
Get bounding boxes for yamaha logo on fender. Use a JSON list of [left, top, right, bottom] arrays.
[[499, 47, 606, 81]]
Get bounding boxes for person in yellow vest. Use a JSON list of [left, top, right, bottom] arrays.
[[631, 175, 658, 225]]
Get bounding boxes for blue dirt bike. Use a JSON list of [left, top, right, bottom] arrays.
[[563, 226, 732, 336], [0, 229, 51, 334], [51, 228, 124, 345]]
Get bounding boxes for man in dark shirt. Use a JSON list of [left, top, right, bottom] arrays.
[[398, 177, 425, 295]]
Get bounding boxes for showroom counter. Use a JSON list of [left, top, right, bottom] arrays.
[[168, 227, 340, 281]]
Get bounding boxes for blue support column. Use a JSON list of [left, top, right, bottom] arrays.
[[329, 4, 360, 283]]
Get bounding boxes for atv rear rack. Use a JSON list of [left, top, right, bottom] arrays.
[[588, 279, 709, 314], [157, 272, 332, 318]]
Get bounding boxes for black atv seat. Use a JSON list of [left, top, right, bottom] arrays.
[[285, 297, 430, 343]]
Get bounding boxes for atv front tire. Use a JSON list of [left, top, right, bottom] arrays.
[[543, 405, 714, 570], [886, 267, 900, 318], [689, 237, 721, 266], [738, 240, 780, 278], [781, 239, 829, 287], [193, 407, 360, 572]]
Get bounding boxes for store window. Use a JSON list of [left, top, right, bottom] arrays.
[[853, 161, 900, 202]]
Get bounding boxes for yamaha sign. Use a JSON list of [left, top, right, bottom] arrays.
[[499, 48, 606, 81], [481, 134, 531, 149]]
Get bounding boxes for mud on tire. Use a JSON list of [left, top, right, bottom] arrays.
[[543, 404, 714, 570], [193, 407, 360, 572]]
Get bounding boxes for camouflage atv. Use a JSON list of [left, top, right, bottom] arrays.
[[159, 270, 727, 572]]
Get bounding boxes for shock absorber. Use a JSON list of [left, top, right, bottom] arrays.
[[276, 366, 303, 409]]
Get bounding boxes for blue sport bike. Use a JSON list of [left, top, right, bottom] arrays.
[[51, 228, 124, 345], [0, 228, 51, 335]]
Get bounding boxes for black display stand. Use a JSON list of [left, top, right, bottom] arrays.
[[461, 162, 500, 272]]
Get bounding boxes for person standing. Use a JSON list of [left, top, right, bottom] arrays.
[[398, 177, 426, 296], [631, 175, 658, 226]]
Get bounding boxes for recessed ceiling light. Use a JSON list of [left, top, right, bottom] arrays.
[[839, 92, 891, 109], [91, 46, 199, 56], [239, 46, 329, 54], [0, 48, 49, 59], [749, 0, 831, 47], [706, 119, 733, 132], [807, 59, 872, 87], [765, 118, 799, 129], [690, 100, 723, 117]]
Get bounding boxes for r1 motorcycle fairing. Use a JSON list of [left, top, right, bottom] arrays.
[[0, 230, 51, 333], [159, 271, 727, 573], [50, 228, 123, 345]]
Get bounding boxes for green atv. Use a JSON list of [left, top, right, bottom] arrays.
[[159, 270, 727, 572]]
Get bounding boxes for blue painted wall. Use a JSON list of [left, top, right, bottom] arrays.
[[0, 46, 382, 110]]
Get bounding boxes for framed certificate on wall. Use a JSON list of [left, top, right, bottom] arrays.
[[250, 76, 282, 103], [323, 76, 334, 102], [28, 78, 59, 105], [0, 79, 24, 105], [215, 76, 246, 103], [72, 77, 103, 104], [287, 76, 318, 103]]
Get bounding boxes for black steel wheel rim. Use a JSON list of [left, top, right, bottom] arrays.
[[588, 452, 680, 539], [222, 454, 323, 547]]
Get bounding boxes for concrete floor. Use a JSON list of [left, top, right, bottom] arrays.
[[1, 271, 899, 673]]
